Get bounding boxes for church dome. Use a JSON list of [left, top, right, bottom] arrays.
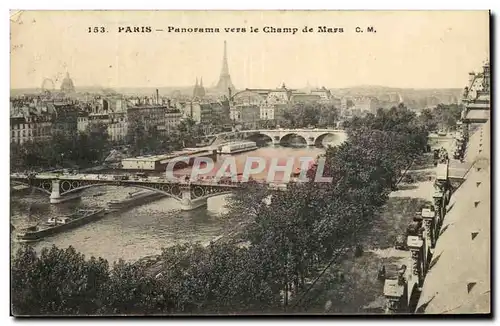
[[60, 72, 75, 93]]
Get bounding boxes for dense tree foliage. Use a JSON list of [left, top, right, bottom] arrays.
[[12, 244, 280, 315], [282, 103, 339, 128], [12, 105, 429, 315], [418, 103, 462, 132], [125, 117, 205, 156], [10, 123, 110, 171]]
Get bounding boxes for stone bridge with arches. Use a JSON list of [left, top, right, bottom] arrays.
[[208, 129, 348, 147], [10, 173, 245, 210]]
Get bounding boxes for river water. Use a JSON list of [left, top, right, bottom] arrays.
[[11, 144, 327, 263]]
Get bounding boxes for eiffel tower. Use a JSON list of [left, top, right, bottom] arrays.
[[216, 41, 235, 95]]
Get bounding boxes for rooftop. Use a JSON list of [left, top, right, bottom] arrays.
[[122, 149, 213, 162], [465, 110, 490, 123], [417, 119, 490, 314]]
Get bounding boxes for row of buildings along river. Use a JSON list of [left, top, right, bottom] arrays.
[[10, 41, 461, 145]]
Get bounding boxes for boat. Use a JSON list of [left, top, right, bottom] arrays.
[[128, 190, 145, 197], [106, 190, 165, 212], [16, 208, 106, 242], [11, 184, 31, 194], [92, 192, 104, 198], [218, 141, 258, 154], [12, 184, 29, 191]]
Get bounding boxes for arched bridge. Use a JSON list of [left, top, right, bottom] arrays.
[[208, 129, 347, 147], [10, 173, 284, 210]]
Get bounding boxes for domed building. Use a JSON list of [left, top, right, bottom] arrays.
[[60, 72, 75, 93]]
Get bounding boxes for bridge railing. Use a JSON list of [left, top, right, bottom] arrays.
[[11, 172, 296, 189], [205, 128, 345, 138]]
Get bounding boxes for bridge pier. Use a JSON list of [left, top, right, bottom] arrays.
[[179, 187, 207, 211], [49, 180, 82, 204]]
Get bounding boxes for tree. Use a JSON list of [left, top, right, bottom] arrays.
[[282, 103, 339, 129], [419, 108, 437, 131], [418, 103, 462, 131], [126, 119, 147, 156], [11, 245, 109, 315], [10, 121, 112, 172], [283, 103, 320, 128]]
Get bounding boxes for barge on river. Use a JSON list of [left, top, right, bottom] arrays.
[[106, 190, 165, 212], [16, 208, 106, 242], [218, 141, 258, 155]]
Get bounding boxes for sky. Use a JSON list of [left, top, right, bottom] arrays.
[[10, 10, 490, 90]]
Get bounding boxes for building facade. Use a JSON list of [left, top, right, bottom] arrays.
[[77, 97, 128, 142], [461, 61, 490, 126], [165, 108, 183, 134], [127, 104, 167, 135], [10, 111, 53, 144]]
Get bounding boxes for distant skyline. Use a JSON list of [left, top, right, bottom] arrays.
[[10, 11, 489, 90]]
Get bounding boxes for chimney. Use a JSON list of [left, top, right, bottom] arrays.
[[228, 87, 232, 100], [156, 89, 159, 105]]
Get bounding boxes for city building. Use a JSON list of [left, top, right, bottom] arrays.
[[310, 87, 332, 102], [461, 61, 490, 125], [165, 108, 183, 134], [108, 98, 128, 142], [230, 84, 295, 127], [10, 105, 53, 144], [230, 89, 265, 125], [127, 97, 167, 136], [416, 118, 490, 314], [290, 93, 322, 104], [49, 101, 80, 135], [10, 96, 80, 144], [77, 97, 128, 142], [386, 60, 491, 315], [181, 99, 230, 130], [185, 102, 210, 124], [121, 154, 174, 171], [121, 149, 216, 171], [352, 96, 379, 114]]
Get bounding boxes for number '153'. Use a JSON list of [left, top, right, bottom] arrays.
[[88, 27, 106, 33]]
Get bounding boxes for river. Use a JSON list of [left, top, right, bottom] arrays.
[[11, 144, 328, 263]]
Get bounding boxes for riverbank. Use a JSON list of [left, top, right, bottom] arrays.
[[298, 152, 441, 313]]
